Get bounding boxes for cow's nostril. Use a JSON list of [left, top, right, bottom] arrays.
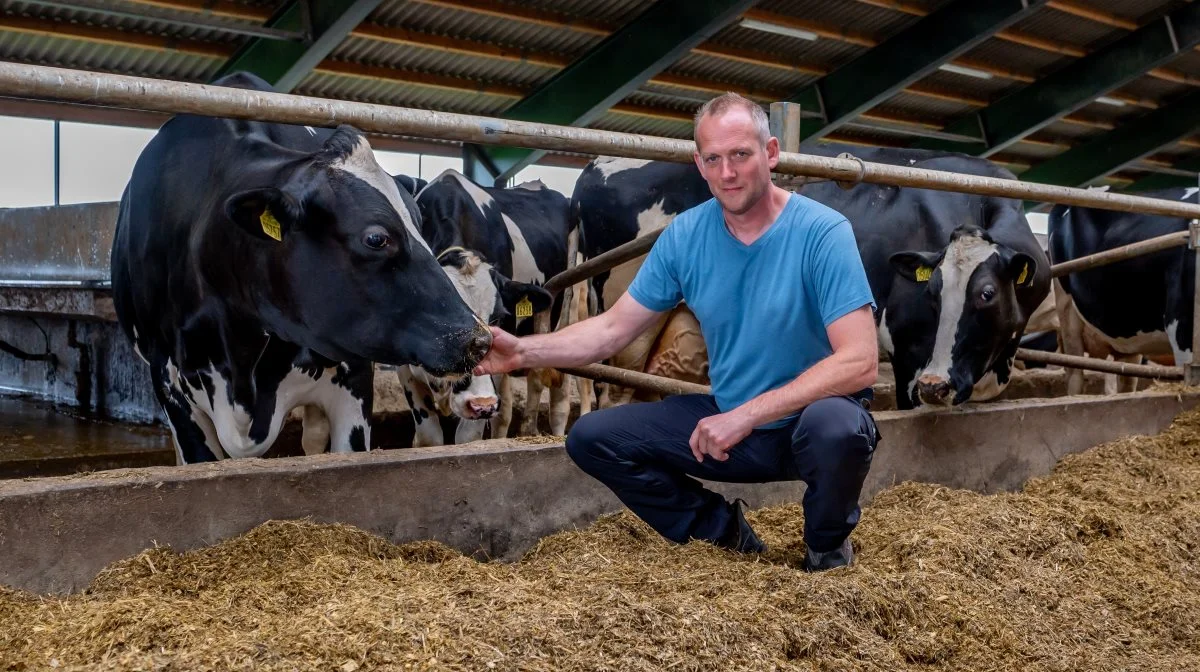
[[467, 330, 492, 362]]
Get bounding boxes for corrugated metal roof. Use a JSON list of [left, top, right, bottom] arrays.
[[0, 0, 1197, 182]]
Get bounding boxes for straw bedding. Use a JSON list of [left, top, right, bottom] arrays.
[[5, 407, 1200, 671]]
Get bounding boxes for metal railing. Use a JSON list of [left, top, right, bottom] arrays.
[[0, 62, 1196, 391]]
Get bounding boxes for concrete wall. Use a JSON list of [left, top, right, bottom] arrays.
[[1, 390, 1194, 595]]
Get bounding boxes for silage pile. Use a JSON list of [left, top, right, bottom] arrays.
[[5, 410, 1200, 671]]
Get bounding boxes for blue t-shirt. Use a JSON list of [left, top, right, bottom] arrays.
[[627, 193, 876, 428]]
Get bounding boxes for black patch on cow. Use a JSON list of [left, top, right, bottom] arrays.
[[419, 408, 430, 420], [451, 375, 472, 394], [424, 395, 435, 410], [349, 425, 366, 452]]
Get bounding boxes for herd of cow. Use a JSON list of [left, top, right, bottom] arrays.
[[108, 73, 1197, 465]]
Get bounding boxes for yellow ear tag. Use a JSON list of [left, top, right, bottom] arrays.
[[915, 265, 933, 282], [515, 296, 533, 319], [259, 209, 282, 241], [1017, 263, 1029, 285]]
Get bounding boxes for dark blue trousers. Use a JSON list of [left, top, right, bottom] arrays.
[[565, 393, 881, 553]]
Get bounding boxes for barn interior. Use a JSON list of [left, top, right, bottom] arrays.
[[2, 1, 1200, 667]]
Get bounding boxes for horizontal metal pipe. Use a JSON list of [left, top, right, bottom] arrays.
[[544, 230, 663, 294], [556, 364, 711, 397], [5, 63, 1200, 219], [1015, 348, 1184, 380], [1050, 231, 1190, 277]]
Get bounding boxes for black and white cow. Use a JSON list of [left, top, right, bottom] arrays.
[[393, 174, 428, 197], [1049, 186, 1196, 394], [395, 247, 552, 446], [110, 72, 491, 464], [411, 169, 591, 438], [574, 144, 1051, 410]]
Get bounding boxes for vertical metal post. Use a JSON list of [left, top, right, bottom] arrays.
[[1189, 216, 1200, 385], [769, 102, 801, 188], [52, 119, 60, 206]]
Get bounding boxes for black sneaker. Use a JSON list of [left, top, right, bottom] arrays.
[[804, 537, 854, 572], [715, 498, 767, 554]]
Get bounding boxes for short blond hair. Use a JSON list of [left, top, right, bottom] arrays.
[[693, 92, 771, 147]]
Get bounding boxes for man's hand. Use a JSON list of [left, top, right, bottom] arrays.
[[689, 409, 755, 462], [472, 327, 524, 376]]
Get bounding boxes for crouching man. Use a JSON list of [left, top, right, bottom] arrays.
[[473, 93, 881, 571]]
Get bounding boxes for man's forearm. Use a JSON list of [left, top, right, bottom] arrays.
[[736, 348, 877, 427], [517, 313, 629, 369]]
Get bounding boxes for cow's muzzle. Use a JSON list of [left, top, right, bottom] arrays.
[[465, 327, 493, 368], [465, 396, 499, 419], [917, 374, 953, 406]]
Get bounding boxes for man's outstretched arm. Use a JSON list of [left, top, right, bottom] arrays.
[[473, 292, 667, 376], [689, 304, 877, 461]]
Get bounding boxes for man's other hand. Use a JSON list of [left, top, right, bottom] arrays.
[[689, 409, 754, 462], [473, 327, 524, 375]]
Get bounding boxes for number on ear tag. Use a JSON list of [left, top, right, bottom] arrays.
[[260, 208, 282, 241], [515, 296, 533, 319], [915, 265, 933, 282], [1017, 263, 1029, 285]]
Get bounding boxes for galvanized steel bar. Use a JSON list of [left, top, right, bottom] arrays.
[[18, 0, 307, 41], [544, 229, 663, 294], [1189, 219, 1200, 385], [1049, 230, 1190, 278], [6, 63, 1200, 220], [1015, 349, 1183, 380], [556, 364, 711, 397]]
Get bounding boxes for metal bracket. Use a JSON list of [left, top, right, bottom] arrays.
[[835, 152, 866, 190], [1189, 219, 1200, 248]]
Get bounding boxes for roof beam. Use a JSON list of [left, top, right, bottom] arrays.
[[1124, 158, 1200, 192], [790, 0, 1044, 144], [463, 0, 757, 185], [1017, 90, 1200, 189], [912, 1, 1200, 156], [211, 0, 382, 92]]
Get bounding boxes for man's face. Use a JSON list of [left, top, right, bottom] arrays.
[[693, 108, 779, 216]]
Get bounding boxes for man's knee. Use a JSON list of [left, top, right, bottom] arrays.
[[793, 397, 877, 466], [564, 407, 613, 471]]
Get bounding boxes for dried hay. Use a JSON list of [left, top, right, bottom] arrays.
[[6, 408, 1200, 671]]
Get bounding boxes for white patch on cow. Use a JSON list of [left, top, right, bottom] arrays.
[[1167, 319, 1192, 365], [637, 200, 674, 236], [970, 369, 1005, 401], [919, 235, 999, 383], [131, 325, 148, 365], [332, 137, 429, 252], [593, 156, 652, 181], [876, 308, 895, 356], [304, 126, 317, 137], [502, 213, 544, 284], [1183, 187, 1200, 202], [603, 199, 678, 313], [514, 179, 545, 191]]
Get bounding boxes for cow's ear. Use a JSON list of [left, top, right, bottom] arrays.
[[1006, 251, 1037, 289], [224, 188, 300, 242], [500, 280, 553, 318], [890, 251, 941, 283]]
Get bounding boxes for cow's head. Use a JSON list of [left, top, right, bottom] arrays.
[[220, 125, 491, 375], [414, 247, 551, 419], [890, 224, 1038, 406]]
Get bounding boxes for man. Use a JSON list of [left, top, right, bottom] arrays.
[[474, 93, 880, 571]]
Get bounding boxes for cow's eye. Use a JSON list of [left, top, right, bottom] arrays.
[[981, 287, 996, 302], [362, 227, 391, 250]]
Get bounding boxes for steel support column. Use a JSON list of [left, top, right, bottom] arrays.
[[211, 0, 382, 93], [464, 0, 757, 186], [792, 0, 1044, 144], [913, 1, 1200, 157]]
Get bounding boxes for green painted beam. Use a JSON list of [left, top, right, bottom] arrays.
[[1126, 157, 1200, 192], [466, 0, 757, 186], [794, 0, 1043, 144], [913, 1, 1200, 157], [211, 0, 382, 93], [1019, 90, 1200, 188]]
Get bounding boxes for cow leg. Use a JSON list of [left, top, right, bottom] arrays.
[[394, 367, 445, 447], [1109, 353, 1142, 394], [1054, 279, 1087, 395], [522, 372, 545, 436], [491, 373, 513, 440], [322, 363, 373, 453], [575, 276, 595, 418], [300, 405, 331, 456], [150, 358, 223, 464], [891, 362, 919, 411], [549, 377, 570, 436]]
